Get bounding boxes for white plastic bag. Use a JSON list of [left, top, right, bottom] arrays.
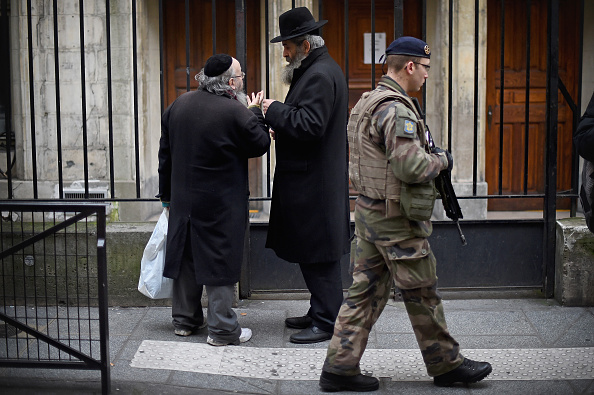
[[138, 208, 173, 299]]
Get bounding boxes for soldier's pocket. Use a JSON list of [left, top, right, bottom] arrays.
[[386, 238, 436, 289], [399, 181, 437, 221], [349, 237, 357, 275]]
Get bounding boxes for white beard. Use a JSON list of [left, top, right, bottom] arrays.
[[281, 52, 307, 85], [236, 90, 248, 107]]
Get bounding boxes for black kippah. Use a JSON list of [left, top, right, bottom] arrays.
[[204, 54, 233, 77]]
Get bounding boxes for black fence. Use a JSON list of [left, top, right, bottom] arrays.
[[0, 202, 110, 394], [0, 1, 586, 296]]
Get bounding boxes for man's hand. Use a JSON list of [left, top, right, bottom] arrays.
[[432, 147, 453, 171], [247, 90, 264, 107], [262, 99, 276, 116]]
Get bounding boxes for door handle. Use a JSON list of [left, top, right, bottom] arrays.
[[488, 105, 493, 130]]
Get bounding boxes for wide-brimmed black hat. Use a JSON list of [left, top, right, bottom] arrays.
[[270, 7, 327, 43]]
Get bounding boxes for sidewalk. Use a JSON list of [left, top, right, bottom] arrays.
[[1, 295, 593, 394]]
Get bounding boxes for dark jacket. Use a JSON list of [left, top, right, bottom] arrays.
[[264, 46, 350, 264], [158, 90, 270, 286], [574, 91, 594, 162]]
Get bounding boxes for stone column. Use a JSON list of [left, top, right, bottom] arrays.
[[117, 0, 163, 221], [261, 0, 316, 214], [426, 0, 488, 220], [266, 0, 317, 104], [7, 0, 116, 199]]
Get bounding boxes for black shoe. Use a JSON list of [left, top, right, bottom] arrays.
[[289, 325, 332, 344], [285, 315, 313, 329], [434, 357, 492, 387], [319, 371, 379, 392]]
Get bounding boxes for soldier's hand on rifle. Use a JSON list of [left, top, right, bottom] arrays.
[[432, 147, 453, 171]]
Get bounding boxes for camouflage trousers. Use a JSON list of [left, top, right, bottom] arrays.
[[323, 235, 463, 377]]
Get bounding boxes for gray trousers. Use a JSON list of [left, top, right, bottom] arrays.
[[172, 236, 242, 343]]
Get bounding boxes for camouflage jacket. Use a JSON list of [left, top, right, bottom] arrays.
[[352, 76, 448, 245]]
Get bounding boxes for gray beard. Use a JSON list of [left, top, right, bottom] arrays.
[[236, 90, 248, 107], [281, 52, 307, 85]]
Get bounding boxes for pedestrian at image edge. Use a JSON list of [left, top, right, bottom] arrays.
[[574, 91, 594, 162], [573, 90, 594, 233]]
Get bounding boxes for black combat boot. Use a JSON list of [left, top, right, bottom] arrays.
[[319, 371, 379, 392], [433, 357, 492, 387]]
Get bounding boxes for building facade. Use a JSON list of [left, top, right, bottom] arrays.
[[1, 0, 592, 221]]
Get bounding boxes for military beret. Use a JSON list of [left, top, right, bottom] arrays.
[[204, 54, 233, 77], [385, 36, 430, 59]]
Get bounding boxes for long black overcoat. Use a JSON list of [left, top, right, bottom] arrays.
[[158, 90, 270, 286], [574, 91, 594, 162], [264, 46, 351, 264]]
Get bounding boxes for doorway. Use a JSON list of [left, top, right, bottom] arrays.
[[485, 0, 579, 210], [161, 0, 263, 202]]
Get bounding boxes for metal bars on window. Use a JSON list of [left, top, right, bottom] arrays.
[[0, 202, 110, 394]]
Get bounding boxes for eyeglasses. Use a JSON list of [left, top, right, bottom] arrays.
[[232, 72, 245, 79], [412, 62, 430, 71]]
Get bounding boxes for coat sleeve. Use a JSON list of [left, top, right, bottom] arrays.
[[239, 108, 271, 158], [265, 72, 334, 141], [574, 91, 594, 162], [157, 105, 172, 202]]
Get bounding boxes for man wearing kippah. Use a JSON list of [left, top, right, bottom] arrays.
[[158, 54, 270, 346], [319, 37, 492, 391]]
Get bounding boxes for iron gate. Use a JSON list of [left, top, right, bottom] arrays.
[[0, 202, 110, 394]]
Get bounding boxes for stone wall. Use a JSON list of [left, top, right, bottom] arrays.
[[427, 0, 488, 220], [5, 0, 162, 221]]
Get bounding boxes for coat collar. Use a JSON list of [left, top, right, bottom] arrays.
[[290, 46, 328, 88]]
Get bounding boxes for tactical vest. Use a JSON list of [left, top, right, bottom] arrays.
[[348, 88, 429, 201]]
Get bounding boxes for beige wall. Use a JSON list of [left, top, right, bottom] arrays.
[[426, 0, 488, 219], [261, 0, 317, 213], [5, 0, 162, 220]]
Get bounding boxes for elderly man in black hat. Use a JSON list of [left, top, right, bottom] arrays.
[[261, 7, 351, 344], [158, 54, 270, 346], [319, 37, 492, 391]]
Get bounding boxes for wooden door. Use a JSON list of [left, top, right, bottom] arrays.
[[162, 0, 261, 107], [322, 0, 422, 109], [162, 0, 264, 203], [485, 0, 579, 210]]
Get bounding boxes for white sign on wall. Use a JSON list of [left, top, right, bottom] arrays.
[[363, 32, 386, 64]]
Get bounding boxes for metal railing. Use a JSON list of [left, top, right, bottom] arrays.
[[0, 202, 110, 394]]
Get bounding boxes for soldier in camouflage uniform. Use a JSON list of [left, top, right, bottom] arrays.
[[319, 37, 492, 392]]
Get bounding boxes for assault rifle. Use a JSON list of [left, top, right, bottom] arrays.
[[412, 98, 467, 246]]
